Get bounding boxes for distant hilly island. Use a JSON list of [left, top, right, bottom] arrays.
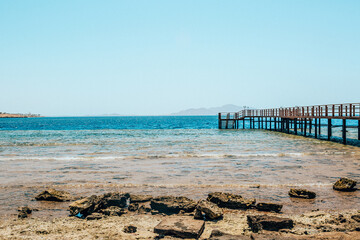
[[97, 104, 245, 116], [171, 104, 244, 116]]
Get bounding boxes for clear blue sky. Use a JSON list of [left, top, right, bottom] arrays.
[[1, 0, 359, 116]]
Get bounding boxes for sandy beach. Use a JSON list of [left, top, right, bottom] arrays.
[[1, 196, 359, 239]]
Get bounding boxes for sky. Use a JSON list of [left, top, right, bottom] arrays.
[[0, 0, 359, 116]]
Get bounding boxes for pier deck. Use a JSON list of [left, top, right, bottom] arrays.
[[218, 103, 360, 145]]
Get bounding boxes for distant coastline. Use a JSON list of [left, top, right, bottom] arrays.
[[0, 112, 42, 118], [171, 104, 245, 116]]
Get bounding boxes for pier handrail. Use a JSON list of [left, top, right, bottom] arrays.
[[240, 103, 360, 119], [220, 103, 360, 119]]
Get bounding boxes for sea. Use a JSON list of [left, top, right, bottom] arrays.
[[0, 116, 359, 217]]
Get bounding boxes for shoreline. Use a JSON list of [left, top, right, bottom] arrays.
[[1, 183, 359, 218], [0, 114, 42, 118]]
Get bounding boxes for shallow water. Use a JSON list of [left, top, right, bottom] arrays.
[[0, 117, 359, 217]]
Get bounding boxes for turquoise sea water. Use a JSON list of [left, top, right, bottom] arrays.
[[0, 116, 359, 216]]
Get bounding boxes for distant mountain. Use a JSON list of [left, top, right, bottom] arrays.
[[171, 104, 244, 116]]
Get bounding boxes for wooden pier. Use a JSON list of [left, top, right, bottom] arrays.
[[218, 103, 360, 145]]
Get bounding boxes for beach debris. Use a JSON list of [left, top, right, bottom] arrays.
[[85, 212, 103, 220], [100, 206, 126, 216], [128, 203, 139, 211], [150, 196, 196, 214], [208, 230, 251, 239], [255, 202, 282, 213], [130, 194, 153, 203], [35, 189, 72, 202], [207, 192, 256, 209], [247, 215, 294, 232], [196, 199, 223, 220], [288, 188, 316, 199], [123, 225, 137, 233], [17, 206, 32, 219], [333, 178, 357, 191], [154, 216, 205, 239]]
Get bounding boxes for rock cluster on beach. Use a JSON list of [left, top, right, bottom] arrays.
[[8, 177, 358, 239]]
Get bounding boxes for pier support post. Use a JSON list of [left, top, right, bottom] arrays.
[[319, 119, 321, 136], [309, 119, 312, 134], [286, 119, 290, 133], [314, 119, 318, 138], [294, 118, 297, 135], [358, 120, 360, 140], [218, 113, 221, 129], [274, 118, 277, 131], [269, 118, 272, 130], [342, 119, 347, 144], [265, 118, 268, 130], [328, 119, 332, 140], [304, 118, 307, 137]]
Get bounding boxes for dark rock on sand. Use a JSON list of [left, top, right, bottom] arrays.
[[100, 192, 129, 208], [69, 192, 130, 217], [123, 225, 137, 233], [207, 192, 256, 209], [208, 230, 251, 240], [288, 188, 316, 199], [35, 189, 72, 202], [196, 199, 223, 220], [18, 206, 32, 214], [151, 196, 196, 214], [351, 214, 360, 222], [333, 177, 357, 191], [86, 212, 103, 220], [100, 206, 126, 216], [17, 206, 32, 219], [130, 194, 153, 203], [128, 203, 139, 211], [247, 215, 294, 233], [255, 203, 282, 213], [154, 216, 205, 239], [69, 195, 102, 217]]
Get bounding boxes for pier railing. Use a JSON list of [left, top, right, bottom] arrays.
[[219, 103, 360, 144], [221, 103, 360, 119]]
